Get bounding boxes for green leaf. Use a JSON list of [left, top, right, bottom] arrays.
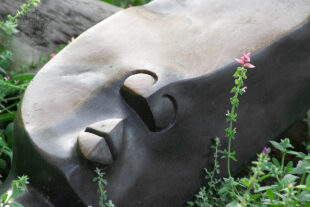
[[241, 178, 250, 187], [272, 158, 281, 168], [306, 174, 310, 188], [231, 86, 238, 94], [11, 176, 29, 199], [11, 185, 24, 199], [266, 189, 274, 200], [281, 138, 294, 149], [281, 174, 298, 187], [284, 161, 293, 173], [9, 202, 24, 207], [256, 185, 277, 192], [0, 112, 16, 122], [259, 174, 271, 181], [270, 140, 284, 152], [292, 160, 309, 175], [299, 191, 310, 203], [230, 155, 238, 162], [250, 194, 261, 200], [11, 73, 35, 82], [242, 73, 247, 79], [233, 71, 240, 78], [1, 193, 8, 203], [287, 150, 306, 158]]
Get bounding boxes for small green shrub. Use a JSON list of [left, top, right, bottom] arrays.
[[0, 0, 40, 181], [93, 168, 115, 207], [0, 175, 29, 207], [0, 0, 40, 71]]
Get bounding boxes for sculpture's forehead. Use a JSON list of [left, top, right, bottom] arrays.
[[48, 0, 309, 76], [21, 0, 310, 157]]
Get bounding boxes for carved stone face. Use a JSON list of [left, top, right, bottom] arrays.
[[13, 0, 310, 206]]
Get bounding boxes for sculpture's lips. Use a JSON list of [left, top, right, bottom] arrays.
[[77, 119, 124, 165]]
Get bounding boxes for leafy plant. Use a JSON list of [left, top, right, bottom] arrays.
[[0, 0, 40, 71], [222, 53, 255, 177], [0, 175, 29, 207], [93, 168, 115, 207], [0, 0, 40, 181], [187, 138, 224, 207], [187, 54, 310, 207]]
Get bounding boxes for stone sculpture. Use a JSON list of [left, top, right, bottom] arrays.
[[3, 0, 310, 206]]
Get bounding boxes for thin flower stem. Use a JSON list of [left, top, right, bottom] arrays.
[[280, 152, 286, 180], [297, 173, 306, 197], [281, 153, 286, 171], [210, 139, 220, 180], [227, 77, 241, 177], [241, 171, 258, 206], [227, 99, 237, 177], [240, 154, 265, 207]]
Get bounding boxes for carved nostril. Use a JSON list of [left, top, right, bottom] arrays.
[[85, 118, 124, 160], [120, 71, 176, 132], [77, 132, 114, 165], [78, 118, 124, 165]]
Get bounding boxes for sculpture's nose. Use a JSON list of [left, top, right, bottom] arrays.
[[77, 70, 178, 165], [77, 118, 124, 165]]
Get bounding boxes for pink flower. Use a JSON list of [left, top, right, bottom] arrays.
[[242, 86, 247, 93], [226, 110, 230, 116], [235, 58, 244, 65], [288, 184, 294, 188], [128, 4, 132, 7], [4, 76, 10, 81], [51, 53, 56, 58], [241, 52, 251, 62], [243, 63, 255, 69], [235, 52, 255, 68], [262, 147, 269, 155]]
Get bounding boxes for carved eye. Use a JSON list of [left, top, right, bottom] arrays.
[[120, 71, 177, 132]]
